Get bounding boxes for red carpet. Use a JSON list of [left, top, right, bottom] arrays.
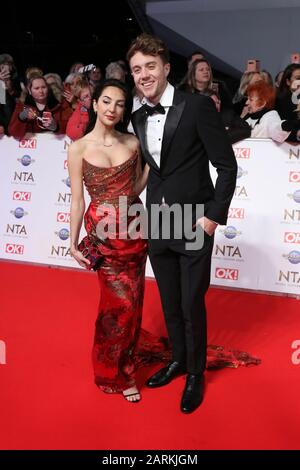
[[0, 260, 299, 450]]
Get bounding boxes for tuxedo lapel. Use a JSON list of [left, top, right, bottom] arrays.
[[160, 92, 186, 170], [132, 107, 160, 171]]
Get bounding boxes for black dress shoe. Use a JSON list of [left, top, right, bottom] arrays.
[[180, 374, 205, 414], [146, 361, 186, 388]]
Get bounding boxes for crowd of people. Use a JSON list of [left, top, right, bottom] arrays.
[[1, 50, 300, 144]]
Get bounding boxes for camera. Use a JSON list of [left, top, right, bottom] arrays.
[[246, 59, 260, 73], [290, 53, 300, 64], [42, 111, 52, 119], [78, 64, 96, 74]]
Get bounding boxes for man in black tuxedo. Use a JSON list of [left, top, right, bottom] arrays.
[[128, 34, 237, 413]]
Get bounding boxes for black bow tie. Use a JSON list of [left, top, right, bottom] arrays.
[[142, 102, 166, 116]]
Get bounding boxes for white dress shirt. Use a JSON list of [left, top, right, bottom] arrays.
[[143, 82, 174, 168]]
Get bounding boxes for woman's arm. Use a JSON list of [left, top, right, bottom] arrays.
[[68, 141, 90, 268], [133, 148, 150, 195]]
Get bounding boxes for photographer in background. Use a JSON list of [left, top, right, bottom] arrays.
[[63, 72, 83, 111], [0, 53, 22, 135], [276, 63, 300, 142], [105, 61, 126, 82], [8, 75, 63, 139], [205, 89, 251, 144], [87, 65, 102, 92], [66, 78, 92, 141], [243, 80, 300, 143]]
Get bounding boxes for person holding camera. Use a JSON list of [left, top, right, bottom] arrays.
[[66, 79, 92, 141], [243, 80, 300, 142], [275, 63, 300, 142], [8, 75, 63, 139], [0, 54, 21, 135]]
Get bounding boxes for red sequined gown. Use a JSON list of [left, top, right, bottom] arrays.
[[82, 151, 260, 394]]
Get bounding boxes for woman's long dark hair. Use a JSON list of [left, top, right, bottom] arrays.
[[278, 63, 300, 98], [85, 78, 133, 135]]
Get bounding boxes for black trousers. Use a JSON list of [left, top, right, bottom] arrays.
[[149, 236, 214, 375]]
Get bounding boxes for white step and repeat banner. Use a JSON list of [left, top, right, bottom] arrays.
[[1, 134, 300, 294]]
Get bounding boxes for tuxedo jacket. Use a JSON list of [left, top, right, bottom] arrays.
[[132, 88, 237, 226]]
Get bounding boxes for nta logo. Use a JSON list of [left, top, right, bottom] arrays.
[[6, 224, 27, 236]]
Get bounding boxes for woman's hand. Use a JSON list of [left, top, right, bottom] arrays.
[[240, 104, 249, 118], [19, 107, 37, 121], [62, 89, 75, 104], [41, 114, 57, 131], [70, 246, 91, 269], [0, 69, 10, 81]]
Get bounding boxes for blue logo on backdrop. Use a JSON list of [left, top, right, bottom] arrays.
[[220, 226, 242, 239], [56, 228, 70, 241], [283, 250, 300, 264], [62, 177, 71, 188], [18, 155, 34, 166]]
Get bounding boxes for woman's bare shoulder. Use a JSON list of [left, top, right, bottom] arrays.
[[69, 134, 92, 155], [119, 132, 139, 151]]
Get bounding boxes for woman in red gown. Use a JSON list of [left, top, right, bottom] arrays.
[[68, 79, 260, 404]]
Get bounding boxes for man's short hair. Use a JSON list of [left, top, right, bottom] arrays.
[[127, 33, 170, 64]]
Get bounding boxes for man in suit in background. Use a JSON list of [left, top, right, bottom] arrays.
[[128, 34, 237, 413]]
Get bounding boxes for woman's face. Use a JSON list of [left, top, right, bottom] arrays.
[[70, 77, 81, 95], [287, 69, 300, 91], [94, 86, 126, 127], [195, 62, 211, 84], [246, 93, 265, 114], [89, 67, 102, 82], [30, 78, 48, 103], [79, 87, 92, 109]]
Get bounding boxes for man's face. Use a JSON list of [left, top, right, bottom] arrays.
[[130, 52, 170, 104]]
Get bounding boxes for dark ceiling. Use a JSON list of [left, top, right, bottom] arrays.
[[0, 1, 141, 78]]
